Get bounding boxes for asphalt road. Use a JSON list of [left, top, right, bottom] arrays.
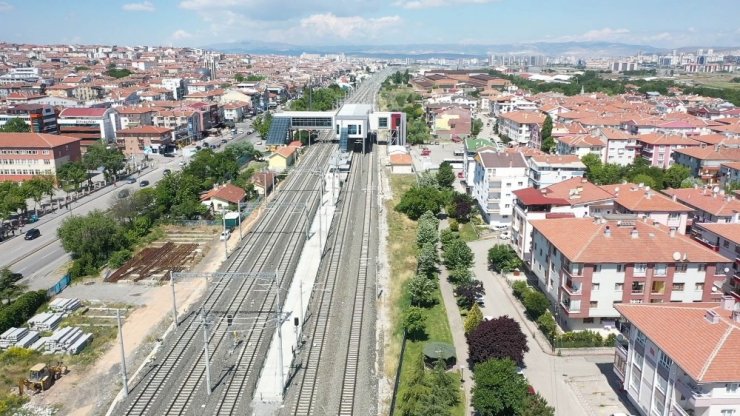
[[2, 120, 259, 290]]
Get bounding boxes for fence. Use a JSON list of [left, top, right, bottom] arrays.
[[47, 274, 71, 297], [388, 330, 408, 416]]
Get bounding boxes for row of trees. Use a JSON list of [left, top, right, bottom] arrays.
[[290, 84, 348, 112], [57, 142, 261, 278], [381, 72, 430, 145], [399, 353, 460, 416], [488, 244, 523, 274], [0, 117, 30, 132], [511, 281, 557, 342], [234, 73, 264, 83], [581, 154, 693, 190]]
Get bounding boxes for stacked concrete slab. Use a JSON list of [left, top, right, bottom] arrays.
[[0, 327, 40, 349], [27, 312, 64, 331], [48, 298, 81, 313], [46, 327, 92, 355]]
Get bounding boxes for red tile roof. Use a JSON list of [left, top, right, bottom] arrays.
[[500, 110, 546, 125], [389, 154, 413, 166], [694, 223, 740, 244], [636, 133, 700, 146], [58, 107, 108, 118], [530, 217, 727, 263], [662, 188, 740, 217], [673, 146, 740, 162], [199, 184, 246, 204], [0, 132, 80, 148], [615, 302, 740, 383], [601, 183, 692, 213], [513, 188, 569, 206], [117, 126, 173, 135]]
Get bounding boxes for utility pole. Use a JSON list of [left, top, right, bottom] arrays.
[[237, 201, 243, 241], [222, 209, 228, 260], [275, 270, 285, 399], [170, 271, 178, 328], [201, 310, 212, 395], [117, 309, 128, 397]]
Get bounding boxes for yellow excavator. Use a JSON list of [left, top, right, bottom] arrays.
[[18, 362, 68, 395]]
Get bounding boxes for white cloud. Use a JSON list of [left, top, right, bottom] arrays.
[[552, 27, 631, 42], [122, 1, 155, 12], [298, 13, 401, 40], [171, 29, 193, 40], [393, 0, 497, 10], [0, 1, 14, 12]]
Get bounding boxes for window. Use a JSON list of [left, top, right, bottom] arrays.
[[726, 383, 738, 393], [615, 283, 624, 291], [634, 263, 647, 276], [723, 240, 730, 249], [590, 301, 598, 308], [636, 330, 647, 345], [347, 125, 358, 135], [717, 263, 730, 275], [654, 264, 667, 276], [583, 318, 594, 324], [698, 264, 706, 272], [378, 117, 388, 128], [594, 264, 602, 272], [617, 264, 624, 273], [632, 281, 644, 294], [676, 263, 687, 273], [695, 283, 704, 291], [669, 212, 680, 219], [517, 181, 523, 186], [720, 410, 736, 416], [630, 299, 644, 304], [592, 283, 600, 291], [672, 283, 685, 291]]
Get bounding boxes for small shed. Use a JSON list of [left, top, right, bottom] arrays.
[[423, 341, 456, 368]]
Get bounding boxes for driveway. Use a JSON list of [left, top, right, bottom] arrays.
[[468, 238, 635, 416]]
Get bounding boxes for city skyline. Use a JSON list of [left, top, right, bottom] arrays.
[[0, 0, 739, 49]]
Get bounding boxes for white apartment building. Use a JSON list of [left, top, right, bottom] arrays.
[[0, 67, 43, 84], [556, 134, 606, 160], [462, 137, 496, 185], [492, 97, 537, 117], [601, 183, 692, 234], [472, 151, 529, 228], [529, 217, 729, 331], [662, 188, 740, 224], [614, 300, 740, 416], [497, 111, 545, 145], [597, 127, 639, 166], [527, 154, 587, 189], [689, 223, 740, 297]]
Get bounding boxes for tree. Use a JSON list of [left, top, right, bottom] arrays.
[[465, 303, 484, 334], [416, 221, 439, 248], [417, 171, 438, 188], [395, 186, 442, 220], [437, 162, 455, 189], [442, 239, 474, 269], [521, 393, 555, 416], [399, 352, 433, 416], [417, 243, 439, 276], [467, 315, 529, 365], [83, 144, 125, 182], [455, 279, 485, 309], [536, 311, 557, 342], [447, 266, 472, 285], [0, 290, 47, 335], [631, 173, 657, 189], [0, 267, 24, 305], [407, 274, 437, 307], [403, 306, 427, 340], [22, 175, 55, 215], [56, 161, 88, 196], [252, 112, 273, 139], [540, 115, 553, 153], [487, 244, 523, 273], [472, 358, 529, 416], [57, 210, 127, 273], [447, 192, 476, 223], [663, 164, 692, 189], [234, 73, 246, 83], [0, 117, 30, 132], [523, 290, 550, 320], [472, 118, 484, 137]]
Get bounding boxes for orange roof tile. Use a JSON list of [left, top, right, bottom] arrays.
[[389, 154, 413, 165], [602, 183, 692, 213], [662, 188, 740, 217], [615, 302, 740, 383], [0, 132, 80, 148]]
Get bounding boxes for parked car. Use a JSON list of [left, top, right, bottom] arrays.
[[219, 230, 231, 241], [126, 177, 136, 184], [221, 139, 228, 144], [163, 153, 175, 158], [139, 180, 150, 187], [421, 148, 431, 156], [24, 228, 40, 240], [117, 189, 130, 199], [499, 231, 511, 240], [163, 169, 171, 175]]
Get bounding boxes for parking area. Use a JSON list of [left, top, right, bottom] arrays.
[[559, 355, 638, 416]]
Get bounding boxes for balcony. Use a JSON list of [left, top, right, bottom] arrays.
[[675, 378, 712, 408], [560, 299, 581, 314], [561, 264, 584, 279], [670, 401, 691, 416], [562, 279, 582, 295]]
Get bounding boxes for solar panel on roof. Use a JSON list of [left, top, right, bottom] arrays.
[[266, 116, 291, 145]]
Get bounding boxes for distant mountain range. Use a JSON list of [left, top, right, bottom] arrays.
[[207, 40, 675, 59]]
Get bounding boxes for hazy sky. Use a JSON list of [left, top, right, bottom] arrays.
[[0, 0, 738, 48]]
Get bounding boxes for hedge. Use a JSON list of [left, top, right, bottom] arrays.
[[0, 290, 48, 334]]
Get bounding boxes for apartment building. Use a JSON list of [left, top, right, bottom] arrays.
[[472, 151, 529, 228], [512, 178, 615, 264], [602, 183, 692, 234], [636, 133, 701, 169], [530, 217, 730, 331], [527, 154, 586, 189], [152, 109, 202, 142], [497, 111, 545, 146], [614, 301, 740, 416], [0, 104, 58, 133], [596, 127, 639, 166], [720, 162, 740, 189], [462, 137, 496, 185], [115, 126, 173, 156], [0, 133, 81, 182], [662, 187, 740, 224], [116, 107, 156, 130], [555, 134, 606, 159], [673, 146, 740, 185], [689, 223, 740, 297]]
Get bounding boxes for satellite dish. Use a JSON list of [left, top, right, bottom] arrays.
[[713, 186, 720, 194], [672, 251, 681, 261]]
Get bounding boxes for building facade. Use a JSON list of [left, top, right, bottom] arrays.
[[472, 151, 529, 228], [0, 133, 81, 182]]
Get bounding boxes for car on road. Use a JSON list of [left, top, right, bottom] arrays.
[[163, 169, 171, 175], [221, 139, 228, 144], [420, 148, 431, 156], [24, 228, 40, 240], [219, 230, 231, 241], [139, 180, 150, 187], [163, 153, 175, 158], [499, 230, 511, 240], [117, 189, 130, 199], [126, 177, 136, 184]]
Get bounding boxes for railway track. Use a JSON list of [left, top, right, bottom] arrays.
[[287, 147, 375, 415], [120, 141, 334, 416]]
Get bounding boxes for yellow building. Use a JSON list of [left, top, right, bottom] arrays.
[[267, 146, 298, 172]]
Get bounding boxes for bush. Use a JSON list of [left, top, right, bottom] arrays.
[[0, 290, 47, 334], [442, 239, 473, 270], [467, 315, 529, 365], [536, 311, 557, 342], [109, 249, 132, 269], [555, 330, 607, 348], [403, 307, 427, 340], [511, 281, 530, 301], [448, 266, 472, 285], [455, 280, 484, 310], [523, 290, 550, 320], [440, 228, 459, 249], [464, 303, 483, 334], [448, 219, 459, 232], [488, 244, 523, 273], [407, 274, 438, 307]]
